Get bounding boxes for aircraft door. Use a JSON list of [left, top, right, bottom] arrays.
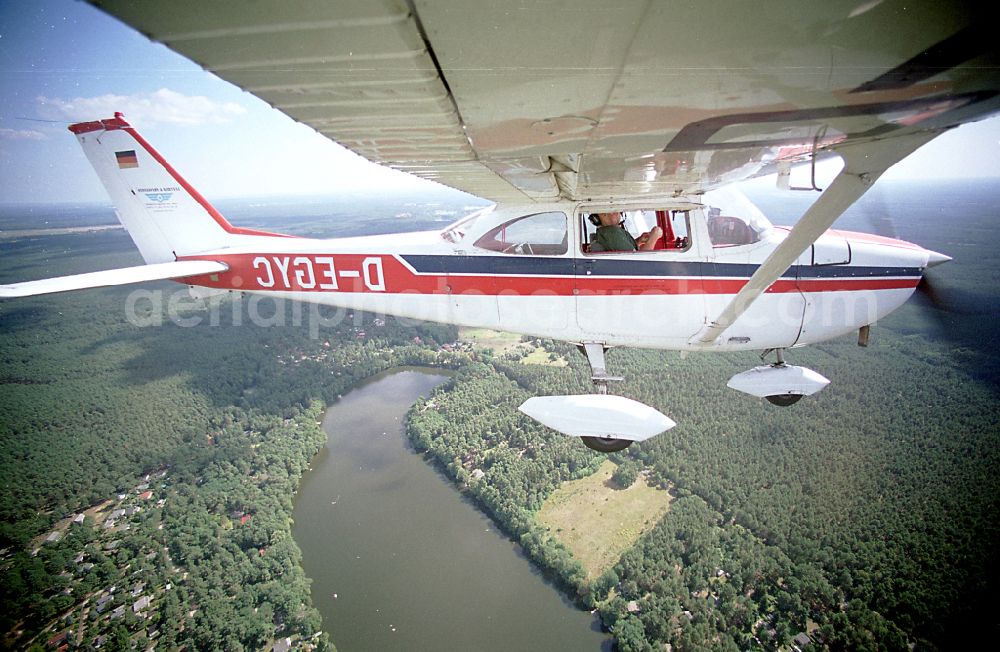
[[703, 199, 807, 350], [575, 209, 706, 348]]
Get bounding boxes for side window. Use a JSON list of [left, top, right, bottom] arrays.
[[581, 209, 691, 253], [474, 212, 568, 255], [707, 209, 761, 247], [703, 188, 772, 248]]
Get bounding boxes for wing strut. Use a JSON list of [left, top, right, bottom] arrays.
[[691, 132, 940, 346]]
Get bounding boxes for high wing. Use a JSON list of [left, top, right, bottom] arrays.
[[91, 0, 1000, 204]]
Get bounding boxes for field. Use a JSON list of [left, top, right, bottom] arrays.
[[535, 460, 673, 579], [519, 346, 569, 366], [458, 327, 524, 354]]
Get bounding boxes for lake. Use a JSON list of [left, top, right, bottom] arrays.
[[292, 368, 610, 651]]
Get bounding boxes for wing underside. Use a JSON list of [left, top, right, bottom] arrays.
[[92, 0, 999, 202]]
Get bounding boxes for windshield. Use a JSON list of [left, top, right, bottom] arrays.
[[702, 188, 772, 247], [441, 206, 496, 243]]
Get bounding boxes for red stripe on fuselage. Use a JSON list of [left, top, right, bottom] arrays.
[[180, 253, 920, 296]]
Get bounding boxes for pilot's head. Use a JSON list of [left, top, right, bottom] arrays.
[[590, 212, 622, 227]]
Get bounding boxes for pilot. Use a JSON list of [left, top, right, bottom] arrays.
[[590, 212, 663, 252]]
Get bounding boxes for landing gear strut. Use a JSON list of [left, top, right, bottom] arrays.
[[517, 344, 675, 453], [761, 349, 803, 406], [579, 343, 632, 452]]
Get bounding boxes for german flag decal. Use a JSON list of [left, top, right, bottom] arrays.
[[115, 150, 138, 169]]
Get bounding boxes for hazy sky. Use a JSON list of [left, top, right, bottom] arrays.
[[1, 0, 998, 205]]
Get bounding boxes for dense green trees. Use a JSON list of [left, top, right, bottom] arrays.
[[0, 228, 463, 650], [407, 320, 999, 649]]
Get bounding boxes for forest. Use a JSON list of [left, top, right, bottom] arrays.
[[0, 228, 461, 650], [3, 180, 998, 651], [408, 331, 998, 650]]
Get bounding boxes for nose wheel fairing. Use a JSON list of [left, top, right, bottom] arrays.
[[726, 349, 831, 405]]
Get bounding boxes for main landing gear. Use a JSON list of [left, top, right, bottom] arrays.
[[516, 342, 676, 453], [726, 348, 830, 406], [578, 343, 632, 452]]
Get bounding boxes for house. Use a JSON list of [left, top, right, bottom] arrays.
[[95, 594, 114, 613], [626, 600, 641, 614], [131, 582, 146, 597], [72, 513, 86, 525], [470, 469, 486, 481], [138, 491, 153, 500], [133, 595, 152, 613], [44, 530, 62, 544], [47, 631, 69, 647], [111, 605, 126, 620], [272, 637, 292, 652], [792, 632, 812, 651]]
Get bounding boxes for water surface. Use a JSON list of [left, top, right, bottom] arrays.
[[293, 368, 609, 651]]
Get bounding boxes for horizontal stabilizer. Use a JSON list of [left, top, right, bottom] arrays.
[[519, 395, 675, 442], [0, 260, 228, 298]]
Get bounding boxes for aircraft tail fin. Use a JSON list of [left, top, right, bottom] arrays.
[[69, 114, 286, 264]]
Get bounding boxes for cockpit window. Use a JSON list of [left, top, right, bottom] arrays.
[[473, 212, 568, 255], [441, 206, 495, 243], [703, 188, 772, 248]]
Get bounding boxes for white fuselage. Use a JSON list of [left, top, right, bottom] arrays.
[[180, 199, 932, 352]]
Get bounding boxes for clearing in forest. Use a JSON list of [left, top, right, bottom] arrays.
[[458, 327, 523, 354], [519, 346, 568, 366], [536, 460, 673, 579]]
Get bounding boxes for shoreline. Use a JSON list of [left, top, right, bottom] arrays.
[[0, 224, 122, 240]]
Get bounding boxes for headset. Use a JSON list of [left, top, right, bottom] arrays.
[[588, 211, 624, 227]]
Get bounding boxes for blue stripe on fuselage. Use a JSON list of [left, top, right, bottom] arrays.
[[401, 255, 922, 279]]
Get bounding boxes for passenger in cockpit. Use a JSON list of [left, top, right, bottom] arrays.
[[590, 212, 662, 252]]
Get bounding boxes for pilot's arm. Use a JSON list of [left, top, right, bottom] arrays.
[[636, 226, 664, 251]]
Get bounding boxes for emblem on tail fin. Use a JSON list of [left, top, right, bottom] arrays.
[[115, 150, 138, 169]]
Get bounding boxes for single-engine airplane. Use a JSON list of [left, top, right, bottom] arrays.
[[3, 0, 999, 452]]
